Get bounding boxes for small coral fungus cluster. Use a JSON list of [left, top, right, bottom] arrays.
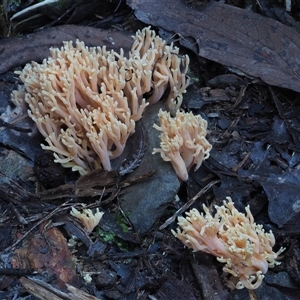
[[11, 27, 190, 175], [71, 207, 104, 234], [153, 109, 212, 181], [172, 197, 285, 289]]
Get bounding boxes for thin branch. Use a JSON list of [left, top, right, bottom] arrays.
[[4, 200, 73, 253], [159, 179, 220, 230]]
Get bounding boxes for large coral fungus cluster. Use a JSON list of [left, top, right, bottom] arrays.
[[11, 27, 190, 175], [172, 197, 285, 289], [153, 109, 212, 181]]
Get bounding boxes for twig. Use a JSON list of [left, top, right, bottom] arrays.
[[159, 179, 220, 230], [0, 119, 31, 133], [4, 200, 72, 253]]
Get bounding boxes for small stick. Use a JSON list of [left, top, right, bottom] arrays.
[[159, 179, 220, 230], [0, 119, 31, 133], [4, 200, 72, 253]]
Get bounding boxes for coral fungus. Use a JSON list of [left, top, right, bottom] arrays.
[[153, 109, 212, 181], [172, 197, 285, 289], [11, 27, 190, 175], [71, 207, 104, 233]]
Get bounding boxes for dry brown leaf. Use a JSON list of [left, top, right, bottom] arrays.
[[128, 0, 300, 93], [0, 25, 132, 74], [11, 223, 79, 288]]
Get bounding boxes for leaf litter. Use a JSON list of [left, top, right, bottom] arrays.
[[1, 0, 300, 299]]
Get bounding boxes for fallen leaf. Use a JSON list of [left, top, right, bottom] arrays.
[[0, 25, 132, 74], [154, 277, 198, 300], [11, 223, 79, 288], [240, 141, 300, 227], [128, 0, 300, 93]]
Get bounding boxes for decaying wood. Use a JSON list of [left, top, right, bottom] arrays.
[[0, 171, 36, 205], [37, 169, 119, 200], [0, 169, 119, 203], [19, 277, 102, 300]]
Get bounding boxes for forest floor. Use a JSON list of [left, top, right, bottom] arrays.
[[0, 0, 300, 299]]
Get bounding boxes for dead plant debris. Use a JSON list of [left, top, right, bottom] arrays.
[[1, 0, 300, 299]]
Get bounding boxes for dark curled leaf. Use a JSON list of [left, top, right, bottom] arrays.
[[0, 25, 132, 75], [118, 122, 147, 176], [128, 0, 300, 93]]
